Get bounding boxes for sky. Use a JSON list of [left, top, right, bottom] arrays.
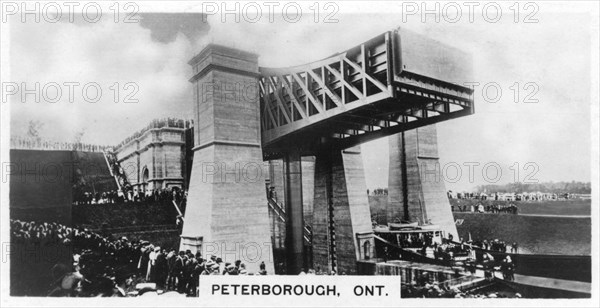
[[3, 1, 596, 191]]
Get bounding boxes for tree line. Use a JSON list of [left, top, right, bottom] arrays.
[[475, 181, 591, 194]]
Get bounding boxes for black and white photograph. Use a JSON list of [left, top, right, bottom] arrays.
[[0, 1, 598, 306]]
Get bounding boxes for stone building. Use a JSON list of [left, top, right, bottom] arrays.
[[114, 118, 193, 192]]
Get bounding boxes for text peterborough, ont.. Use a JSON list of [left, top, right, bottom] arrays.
[[211, 284, 389, 297]]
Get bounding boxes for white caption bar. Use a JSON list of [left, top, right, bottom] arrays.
[[198, 275, 401, 307]]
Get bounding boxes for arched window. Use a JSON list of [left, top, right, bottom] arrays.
[[363, 241, 371, 259], [142, 167, 149, 183]]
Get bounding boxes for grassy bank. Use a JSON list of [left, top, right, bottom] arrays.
[[455, 213, 591, 255]]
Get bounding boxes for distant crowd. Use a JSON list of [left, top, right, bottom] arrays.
[[448, 190, 576, 202], [10, 136, 111, 153], [452, 203, 518, 214]]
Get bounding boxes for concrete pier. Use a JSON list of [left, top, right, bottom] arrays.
[[388, 125, 458, 239], [313, 147, 374, 274], [284, 151, 305, 274], [180, 45, 274, 274]]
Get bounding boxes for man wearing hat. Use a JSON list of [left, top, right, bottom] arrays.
[[224, 263, 238, 275], [190, 255, 204, 295], [213, 257, 224, 275], [184, 253, 199, 295], [210, 263, 221, 275], [202, 259, 215, 275]]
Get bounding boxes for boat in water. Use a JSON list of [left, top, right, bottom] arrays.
[[372, 222, 591, 284]]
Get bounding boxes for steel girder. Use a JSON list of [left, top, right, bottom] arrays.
[[259, 28, 474, 159]]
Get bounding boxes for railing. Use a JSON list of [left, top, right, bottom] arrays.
[[266, 189, 312, 244], [103, 150, 132, 200], [172, 200, 184, 223], [103, 151, 122, 192], [267, 197, 286, 221]]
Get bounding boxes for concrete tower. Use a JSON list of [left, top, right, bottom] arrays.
[[180, 45, 274, 274]]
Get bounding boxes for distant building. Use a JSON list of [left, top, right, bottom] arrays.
[[113, 118, 193, 191]]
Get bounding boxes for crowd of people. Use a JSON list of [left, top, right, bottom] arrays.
[[448, 190, 575, 202], [73, 187, 187, 206], [400, 245, 517, 298], [421, 239, 471, 263], [74, 190, 123, 205], [471, 239, 518, 253], [10, 219, 266, 297], [134, 247, 268, 296], [10, 136, 112, 153], [451, 203, 519, 214], [11, 219, 74, 246]]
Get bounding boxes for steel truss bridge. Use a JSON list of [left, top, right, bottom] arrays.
[[259, 28, 474, 159]]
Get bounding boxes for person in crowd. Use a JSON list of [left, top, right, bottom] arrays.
[[146, 245, 157, 281], [189, 254, 204, 295], [175, 251, 187, 293], [482, 253, 495, 281], [269, 187, 278, 202], [137, 243, 150, 277], [477, 203, 484, 213], [181, 252, 198, 295], [259, 261, 267, 275], [501, 256, 515, 281], [154, 248, 168, 289], [166, 249, 177, 290]]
